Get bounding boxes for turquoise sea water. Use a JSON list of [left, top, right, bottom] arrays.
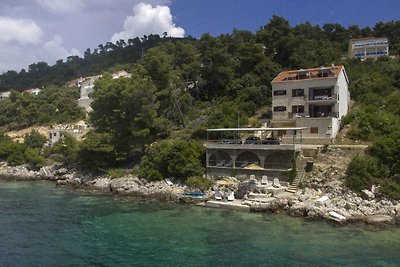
[[1, 181, 400, 266]]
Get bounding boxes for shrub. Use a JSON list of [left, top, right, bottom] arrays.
[[24, 130, 47, 149], [345, 154, 378, 193], [24, 148, 45, 170], [51, 133, 79, 164], [0, 134, 15, 159], [6, 143, 26, 166], [139, 139, 205, 181], [186, 176, 213, 190], [107, 168, 127, 179], [379, 180, 400, 200], [78, 132, 117, 171]]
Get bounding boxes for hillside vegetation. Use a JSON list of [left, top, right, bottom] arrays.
[[0, 16, 400, 198]]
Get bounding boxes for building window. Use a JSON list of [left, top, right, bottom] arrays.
[[310, 127, 319, 134], [292, 89, 304, 97], [292, 105, 304, 113], [273, 90, 286, 96], [273, 106, 286, 112]]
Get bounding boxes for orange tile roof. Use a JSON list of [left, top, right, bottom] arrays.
[[271, 65, 344, 84]]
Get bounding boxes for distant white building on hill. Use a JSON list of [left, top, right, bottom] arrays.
[[270, 65, 350, 144], [0, 91, 11, 100], [24, 88, 42, 95], [112, 70, 131, 79], [348, 37, 389, 60]]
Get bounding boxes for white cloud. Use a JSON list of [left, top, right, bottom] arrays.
[[111, 2, 185, 42], [0, 33, 81, 73], [36, 0, 85, 14], [0, 16, 43, 45], [42, 35, 82, 61]]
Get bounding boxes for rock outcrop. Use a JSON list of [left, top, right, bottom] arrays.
[[0, 162, 186, 202]]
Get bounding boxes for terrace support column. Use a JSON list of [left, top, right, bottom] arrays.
[[206, 151, 211, 167], [259, 155, 266, 168], [230, 152, 238, 168]]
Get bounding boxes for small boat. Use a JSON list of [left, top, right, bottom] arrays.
[[176, 193, 208, 203], [176, 193, 207, 199]]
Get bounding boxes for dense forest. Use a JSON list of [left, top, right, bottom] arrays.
[[0, 16, 400, 197]]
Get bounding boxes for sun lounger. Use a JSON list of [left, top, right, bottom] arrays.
[[316, 195, 329, 204], [249, 174, 257, 184], [165, 179, 173, 186], [214, 190, 222, 200], [273, 178, 280, 187], [227, 192, 235, 201], [261, 175, 269, 185], [329, 211, 346, 221]]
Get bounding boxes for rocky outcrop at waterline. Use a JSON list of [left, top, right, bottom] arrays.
[[0, 162, 187, 201], [1, 159, 400, 226]]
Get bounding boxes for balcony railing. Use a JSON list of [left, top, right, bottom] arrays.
[[308, 93, 338, 101]]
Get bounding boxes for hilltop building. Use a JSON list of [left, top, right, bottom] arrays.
[[0, 91, 11, 100], [112, 70, 131, 79], [24, 88, 42, 95], [270, 65, 350, 143], [348, 37, 389, 60], [65, 77, 84, 88]]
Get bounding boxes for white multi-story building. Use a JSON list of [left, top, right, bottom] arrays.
[[348, 37, 389, 60], [270, 65, 350, 142]]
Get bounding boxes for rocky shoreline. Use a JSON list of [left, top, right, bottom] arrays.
[[1, 161, 399, 227], [0, 162, 187, 201]]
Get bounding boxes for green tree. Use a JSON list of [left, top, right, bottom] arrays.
[[51, 133, 79, 164], [90, 67, 159, 160], [139, 140, 205, 181], [24, 148, 45, 170], [78, 131, 117, 171], [24, 130, 47, 149]]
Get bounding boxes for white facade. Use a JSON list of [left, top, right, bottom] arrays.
[[348, 37, 389, 60], [78, 75, 101, 112], [24, 88, 42, 95], [0, 91, 11, 100], [271, 65, 350, 141]]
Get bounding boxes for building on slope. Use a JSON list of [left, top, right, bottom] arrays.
[[348, 37, 389, 60], [270, 65, 350, 144]]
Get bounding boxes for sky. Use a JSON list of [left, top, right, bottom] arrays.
[[0, 0, 399, 73]]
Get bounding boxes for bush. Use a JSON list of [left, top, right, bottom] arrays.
[[24, 130, 47, 149], [51, 133, 79, 164], [107, 168, 128, 179], [379, 180, 400, 200], [77, 132, 117, 171], [186, 176, 213, 190], [6, 143, 27, 166], [0, 134, 15, 159], [345, 154, 378, 193], [24, 148, 45, 170], [139, 139, 205, 181]]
